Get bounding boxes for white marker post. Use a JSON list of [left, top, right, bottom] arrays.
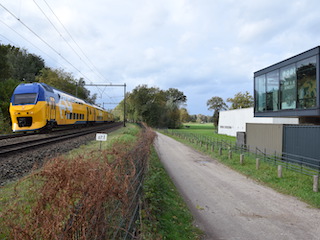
[[96, 133, 108, 150]]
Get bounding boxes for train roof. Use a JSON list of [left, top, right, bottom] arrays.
[[13, 82, 106, 110]]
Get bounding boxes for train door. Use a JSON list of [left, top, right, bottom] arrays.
[[86, 107, 89, 124], [49, 97, 56, 121]]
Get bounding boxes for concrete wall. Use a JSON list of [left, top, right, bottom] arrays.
[[218, 107, 299, 137], [246, 123, 284, 155]]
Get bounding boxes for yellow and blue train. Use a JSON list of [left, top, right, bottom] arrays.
[[9, 82, 114, 132]]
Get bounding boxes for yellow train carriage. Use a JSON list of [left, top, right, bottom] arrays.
[[10, 101, 48, 132], [10, 82, 114, 132], [10, 83, 57, 132], [55, 92, 87, 126]]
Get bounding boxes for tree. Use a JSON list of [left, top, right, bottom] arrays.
[[6, 46, 45, 82], [0, 78, 20, 121], [227, 91, 253, 109], [36, 68, 95, 103], [179, 108, 190, 123], [0, 45, 11, 81], [207, 96, 228, 127], [196, 114, 209, 123], [165, 88, 187, 107], [122, 85, 187, 128]]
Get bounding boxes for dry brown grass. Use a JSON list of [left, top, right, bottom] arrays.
[[2, 124, 156, 239]]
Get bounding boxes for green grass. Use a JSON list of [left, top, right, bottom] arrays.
[[0, 123, 202, 239], [68, 123, 140, 156], [141, 148, 202, 239], [164, 123, 320, 209], [173, 123, 236, 142]]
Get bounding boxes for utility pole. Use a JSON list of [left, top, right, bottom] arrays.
[[84, 83, 126, 127]]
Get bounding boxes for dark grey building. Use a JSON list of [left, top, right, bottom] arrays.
[[254, 46, 320, 124], [251, 47, 320, 161]]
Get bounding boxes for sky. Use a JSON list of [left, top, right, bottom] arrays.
[[1, 0, 320, 115]]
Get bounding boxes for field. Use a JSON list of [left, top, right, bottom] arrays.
[[166, 123, 320, 208], [174, 123, 236, 141]]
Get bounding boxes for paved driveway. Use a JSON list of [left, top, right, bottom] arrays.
[[154, 132, 320, 240]]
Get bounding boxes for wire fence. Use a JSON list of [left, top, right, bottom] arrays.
[[165, 129, 320, 177], [4, 124, 156, 240]]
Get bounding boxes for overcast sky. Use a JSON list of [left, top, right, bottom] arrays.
[[1, 0, 320, 115]]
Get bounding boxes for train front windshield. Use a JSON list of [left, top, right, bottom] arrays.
[[13, 93, 37, 105]]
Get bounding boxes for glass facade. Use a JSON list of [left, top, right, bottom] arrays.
[[255, 55, 318, 114], [280, 64, 296, 109], [255, 75, 266, 112], [266, 70, 279, 111], [296, 56, 317, 109]]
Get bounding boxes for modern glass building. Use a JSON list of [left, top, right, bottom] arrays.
[[254, 46, 320, 123]]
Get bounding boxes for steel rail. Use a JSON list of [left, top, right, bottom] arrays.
[[0, 122, 122, 157]]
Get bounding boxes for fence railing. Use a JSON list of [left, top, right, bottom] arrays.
[[165, 129, 320, 177], [66, 126, 155, 240]]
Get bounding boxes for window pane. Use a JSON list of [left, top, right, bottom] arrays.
[[255, 75, 266, 112], [296, 56, 317, 109], [280, 64, 296, 109], [266, 70, 279, 111], [14, 93, 37, 105]]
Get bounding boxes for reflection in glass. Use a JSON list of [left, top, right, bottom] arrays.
[[280, 64, 296, 109], [297, 57, 317, 109], [255, 75, 266, 112], [266, 70, 279, 111]]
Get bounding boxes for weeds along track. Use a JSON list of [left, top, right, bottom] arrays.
[[1, 124, 156, 240], [0, 123, 122, 148], [0, 122, 123, 186]]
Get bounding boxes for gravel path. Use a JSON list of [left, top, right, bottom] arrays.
[[154, 132, 320, 240]]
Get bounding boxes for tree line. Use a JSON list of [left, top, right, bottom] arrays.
[[0, 44, 96, 133], [207, 91, 254, 127], [113, 84, 254, 129], [0, 43, 254, 132], [113, 85, 188, 128]]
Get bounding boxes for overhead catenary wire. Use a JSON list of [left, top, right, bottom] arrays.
[[0, 2, 124, 111], [32, 0, 84, 61], [40, 0, 108, 83], [0, 18, 59, 65], [0, 2, 92, 82]]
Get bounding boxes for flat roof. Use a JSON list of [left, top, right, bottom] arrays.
[[254, 46, 320, 76]]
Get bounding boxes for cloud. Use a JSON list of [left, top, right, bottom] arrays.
[[1, 0, 320, 115]]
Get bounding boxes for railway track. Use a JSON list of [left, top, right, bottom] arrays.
[[0, 124, 113, 141], [0, 122, 123, 185], [0, 122, 122, 157]]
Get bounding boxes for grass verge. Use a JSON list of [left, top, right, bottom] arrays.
[[165, 124, 320, 209], [141, 147, 202, 240], [0, 123, 201, 239]]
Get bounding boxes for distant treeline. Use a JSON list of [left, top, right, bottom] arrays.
[[113, 84, 213, 129]]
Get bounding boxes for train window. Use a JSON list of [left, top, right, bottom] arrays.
[[14, 93, 37, 105], [41, 83, 54, 92]]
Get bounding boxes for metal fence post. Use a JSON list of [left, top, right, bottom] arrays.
[[256, 158, 260, 170], [313, 175, 319, 192], [278, 165, 283, 178], [240, 154, 244, 165]]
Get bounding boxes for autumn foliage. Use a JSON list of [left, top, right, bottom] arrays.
[[2, 125, 156, 239]]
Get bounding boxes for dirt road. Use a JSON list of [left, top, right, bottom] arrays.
[[154, 132, 320, 240]]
